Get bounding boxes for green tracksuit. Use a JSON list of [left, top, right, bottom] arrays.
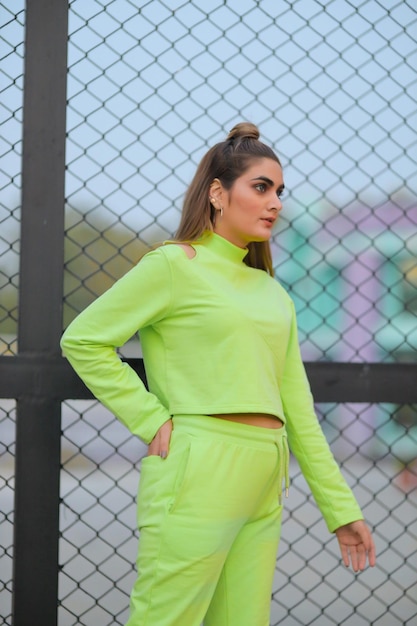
[[61, 232, 363, 625]]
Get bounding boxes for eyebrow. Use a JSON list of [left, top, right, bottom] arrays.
[[250, 176, 285, 192]]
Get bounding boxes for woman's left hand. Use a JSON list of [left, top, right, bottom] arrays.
[[334, 520, 376, 572]]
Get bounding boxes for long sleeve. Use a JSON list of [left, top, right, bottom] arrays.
[[280, 301, 363, 532], [60, 248, 173, 444]]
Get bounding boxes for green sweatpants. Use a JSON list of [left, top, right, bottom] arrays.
[[126, 414, 289, 626]]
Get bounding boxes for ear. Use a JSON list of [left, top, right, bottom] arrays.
[[209, 178, 223, 202]]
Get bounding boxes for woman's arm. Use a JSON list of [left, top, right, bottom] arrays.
[[61, 248, 173, 443], [280, 301, 365, 533]]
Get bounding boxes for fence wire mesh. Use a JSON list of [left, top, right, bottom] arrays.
[[0, 400, 15, 625], [0, 2, 23, 356], [1, 0, 417, 624], [62, 0, 417, 366], [0, 3, 23, 621], [57, 400, 417, 626]]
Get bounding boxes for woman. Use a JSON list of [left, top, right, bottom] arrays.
[[61, 122, 376, 626]]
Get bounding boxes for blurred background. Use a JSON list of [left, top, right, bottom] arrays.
[[1, 1, 416, 624]]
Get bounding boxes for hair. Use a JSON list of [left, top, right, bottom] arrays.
[[174, 122, 281, 275]]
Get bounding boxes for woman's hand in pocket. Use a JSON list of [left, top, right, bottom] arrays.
[[147, 419, 173, 459]]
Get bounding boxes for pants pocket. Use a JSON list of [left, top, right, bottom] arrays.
[[137, 431, 192, 528], [137, 454, 164, 529], [168, 434, 192, 514]]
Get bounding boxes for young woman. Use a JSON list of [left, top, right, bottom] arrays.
[[61, 122, 376, 626]]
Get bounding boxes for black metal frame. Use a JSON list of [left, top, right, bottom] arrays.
[[8, 1, 68, 624], [1, 357, 416, 404], [0, 1, 416, 624]]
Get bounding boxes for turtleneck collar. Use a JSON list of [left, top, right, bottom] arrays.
[[200, 231, 249, 263]]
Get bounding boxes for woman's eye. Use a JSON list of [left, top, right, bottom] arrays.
[[277, 190, 285, 199], [255, 183, 266, 192]]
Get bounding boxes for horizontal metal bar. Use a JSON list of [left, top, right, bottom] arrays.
[[305, 362, 417, 403], [0, 356, 415, 403], [0, 356, 147, 399]]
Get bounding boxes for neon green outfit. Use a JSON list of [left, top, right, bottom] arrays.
[[61, 231, 363, 625]]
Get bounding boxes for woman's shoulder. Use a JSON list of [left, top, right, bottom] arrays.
[[138, 241, 197, 268], [270, 273, 294, 303], [163, 241, 196, 259]]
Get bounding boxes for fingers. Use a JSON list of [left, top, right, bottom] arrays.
[[340, 543, 350, 568], [340, 542, 363, 572], [352, 521, 376, 570], [158, 419, 173, 458], [352, 542, 366, 572], [335, 520, 376, 571], [147, 419, 173, 458], [358, 542, 368, 571]]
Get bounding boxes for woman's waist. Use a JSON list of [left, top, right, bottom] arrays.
[[208, 412, 283, 429], [172, 414, 287, 448]]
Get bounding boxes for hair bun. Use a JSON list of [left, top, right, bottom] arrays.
[[227, 122, 260, 142]]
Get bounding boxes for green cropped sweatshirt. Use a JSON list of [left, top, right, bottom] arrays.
[[61, 231, 363, 532]]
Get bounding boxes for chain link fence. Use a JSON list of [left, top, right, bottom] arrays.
[[1, 0, 417, 624], [0, 2, 24, 622], [57, 400, 417, 625]]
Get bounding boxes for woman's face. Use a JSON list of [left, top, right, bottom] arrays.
[[211, 158, 284, 248]]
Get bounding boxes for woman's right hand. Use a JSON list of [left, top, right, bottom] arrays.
[[147, 419, 173, 459], [335, 520, 376, 571]]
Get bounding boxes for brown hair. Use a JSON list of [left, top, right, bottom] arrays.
[[174, 122, 281, 275]]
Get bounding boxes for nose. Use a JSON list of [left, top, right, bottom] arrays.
[[268, 198, 282, 213]]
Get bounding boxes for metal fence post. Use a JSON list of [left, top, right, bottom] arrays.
[[12, 1, 68, 624]]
